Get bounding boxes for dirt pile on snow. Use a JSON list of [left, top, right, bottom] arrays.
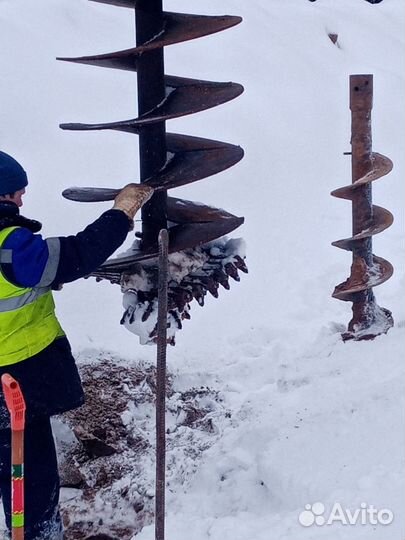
[[57, 357, 229, 540]]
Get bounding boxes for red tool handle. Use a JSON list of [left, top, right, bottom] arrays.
[[1, 374, 26, 431]]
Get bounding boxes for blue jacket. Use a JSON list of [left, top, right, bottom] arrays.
[[0, 201, 130, 427]]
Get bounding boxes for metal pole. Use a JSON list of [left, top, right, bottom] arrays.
[[349, 74, 375, 331], [135, 0, 168, 249], [155, 229, 168, 540]]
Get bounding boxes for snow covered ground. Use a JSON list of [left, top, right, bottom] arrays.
[[0, 0, 404, 538]]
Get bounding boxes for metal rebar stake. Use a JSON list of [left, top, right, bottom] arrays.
[[156, 229, 169, 540]]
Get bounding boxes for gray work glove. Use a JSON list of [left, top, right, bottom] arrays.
[[113, 183, 154, 220]]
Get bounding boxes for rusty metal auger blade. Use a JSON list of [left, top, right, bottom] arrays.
[[331, 74, 394, 341], [62, 133, 244, 202], [167, 197, 242, 224], [331, 152, 393, 200], [153, 133, 244, 190], [167, 219, 244, 252], [62, 187, 119, 202], [58, 50, 137, 71], [57, 13, 242, 71], [89, 0, 137, 7], [91, 219, 243, 271], [90, 198, 244, 272], [332, 205, 394, 251], [332, 255, 394, 301], [137, 76, 243, 125], [60, 119, 141, 134], [60, 77, 243, 128]]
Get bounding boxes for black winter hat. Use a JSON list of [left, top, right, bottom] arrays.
[[0, 151, 28, 196]]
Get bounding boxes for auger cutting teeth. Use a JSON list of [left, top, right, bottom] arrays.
[[332, 74, 393, 340]]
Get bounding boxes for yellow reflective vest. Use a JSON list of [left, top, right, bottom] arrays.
[[0, 226, 64, 366]]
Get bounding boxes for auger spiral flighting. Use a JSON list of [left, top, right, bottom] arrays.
[[332, 74, 393, 341], [58, 0, 247, 344]]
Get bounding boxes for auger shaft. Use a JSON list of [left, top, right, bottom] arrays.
[[351, 75, 373, 249], [136, 0, 167, 248], [349, 74, 375, 330]]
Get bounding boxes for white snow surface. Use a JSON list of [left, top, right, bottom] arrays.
[[1, 0, 405, 539]]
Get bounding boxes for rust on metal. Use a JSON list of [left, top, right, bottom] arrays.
[[155, 229, 168, 540], [61, 78, 243, 129], [89, 0, 138, 7], [331, 74, 393, 341], [88, 198, 244, 272], [58, 12, 242, 70], [62, 135, 244, 200]]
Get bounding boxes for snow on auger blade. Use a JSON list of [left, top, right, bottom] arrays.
[[82, 198, 244, 267], [58, 0, 246, 346], [68, 196, 243, 266], [331, 75, 393, 341]]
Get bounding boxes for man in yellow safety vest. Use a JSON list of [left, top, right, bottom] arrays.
[[0, 150, 153, 539]]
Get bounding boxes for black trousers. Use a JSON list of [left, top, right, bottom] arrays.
[[0, 416, 63, 540]]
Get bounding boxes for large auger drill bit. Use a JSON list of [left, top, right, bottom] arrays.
[[58, 0, 247, 344], [331, 74, 394, 341]]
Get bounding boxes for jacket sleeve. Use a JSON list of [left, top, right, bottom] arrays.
[[2, 209, 130, 288]]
